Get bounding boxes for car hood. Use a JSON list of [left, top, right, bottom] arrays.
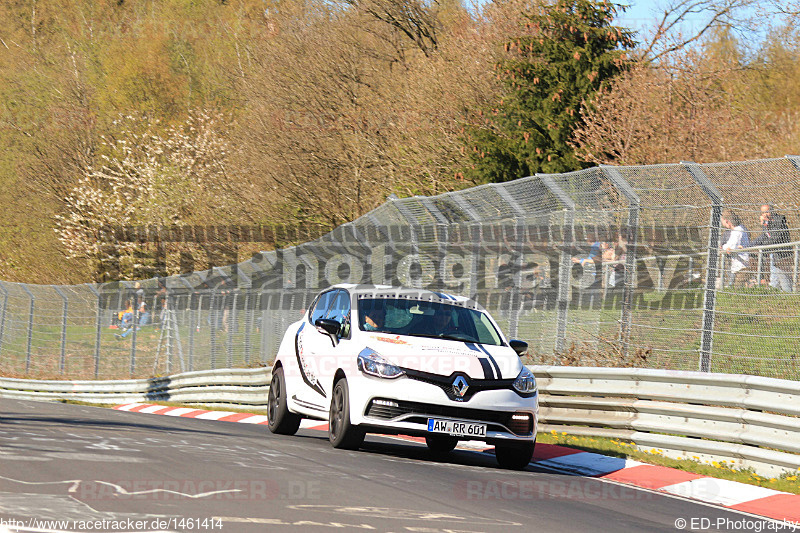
[[362, 333, 522, 380]]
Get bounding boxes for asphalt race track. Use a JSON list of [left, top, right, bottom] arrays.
[[0, 399, 776, 532]]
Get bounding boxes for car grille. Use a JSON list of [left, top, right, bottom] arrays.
[[402, 369, 515, 401], [364, 398, 533, 436]]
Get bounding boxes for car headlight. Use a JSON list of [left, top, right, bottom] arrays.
[[512, 366, 537, 395], [357, 348, 404, 379]]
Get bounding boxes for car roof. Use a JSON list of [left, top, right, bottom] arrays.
[[328, 284, 484, 311]]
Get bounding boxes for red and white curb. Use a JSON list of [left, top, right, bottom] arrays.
[[114, 403, 800, 523]]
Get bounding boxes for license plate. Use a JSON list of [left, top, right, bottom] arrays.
[[427, 418, 487, 438]]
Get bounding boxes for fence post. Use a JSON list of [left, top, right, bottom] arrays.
[[53, 286, 68, 375], [130, 295, 139, 377], [87, 285, 102, 378], [178, 277, 195, 371], [495, 185, 528, 339], [601, 166, 641, 359], [538, 175, 575, 354], [0, 282, 7, 358], [228, 290, 238, 368], [390, 196, 423, 289], [446, 195, 483, 299], [784, 156, 800, 291], [20, 285, 34, 374], [210, 287, 218, 369], [685, 161, 724, 372]]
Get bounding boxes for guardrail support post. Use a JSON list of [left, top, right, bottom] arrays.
[[685, 162, 724, 372]]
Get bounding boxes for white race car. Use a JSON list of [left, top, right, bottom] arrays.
[[267, 284, 538, 469]]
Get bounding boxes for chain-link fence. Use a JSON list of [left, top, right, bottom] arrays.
[[1, 157, 799, 380]]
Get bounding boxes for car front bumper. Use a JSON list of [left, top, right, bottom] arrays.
[[347, 372, 538, 443]]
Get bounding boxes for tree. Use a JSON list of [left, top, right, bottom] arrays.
[[341, 0, 443, 57], [636, 0, 762, 64], [571, 26, 797, 166], [54, 111, 246, 281], [232, 1, 488, 230], [463, 0, 636, 183]]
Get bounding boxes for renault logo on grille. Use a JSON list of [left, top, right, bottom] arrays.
[[452, 376, 469, 398]]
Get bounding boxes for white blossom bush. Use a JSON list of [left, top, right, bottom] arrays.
[[55, 111, 231, 280]]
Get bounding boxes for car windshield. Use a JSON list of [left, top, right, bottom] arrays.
[[358, 298, 504, 346]]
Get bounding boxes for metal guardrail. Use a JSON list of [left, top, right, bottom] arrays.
[[535, 366, 800, 477], [2, 365, 798, 476], [0, 367, 272, 410]]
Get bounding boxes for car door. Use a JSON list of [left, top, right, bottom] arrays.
[[314, 289, 352, 397], [295, 289, 353, 409], [294, 290, 336, 407]]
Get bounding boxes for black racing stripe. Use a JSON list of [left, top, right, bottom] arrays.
[[478, 358, 495, 379], [294, 323, 327, 398], [477, 343, 503, 379]]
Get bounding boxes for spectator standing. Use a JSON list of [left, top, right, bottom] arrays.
[[751, 204, 792, 292], [134, 281, 144, 302], [137, 298, 150, 326], [720, 211, 750, 287]]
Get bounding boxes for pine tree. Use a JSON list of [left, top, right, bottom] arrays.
[[466, 0, 636, 182]]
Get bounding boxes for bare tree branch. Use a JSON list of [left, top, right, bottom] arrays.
[[637, 0, 761, 63]]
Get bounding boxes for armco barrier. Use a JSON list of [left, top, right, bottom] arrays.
[[0, 367, 272, 410], [2, 365, 799, 476], [535, 366, 800, 477]]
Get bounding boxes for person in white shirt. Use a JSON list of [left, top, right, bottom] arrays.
[[721, 211, 750, 287]]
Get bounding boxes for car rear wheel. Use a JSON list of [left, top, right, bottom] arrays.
[[267, 367, 301, 435], [425, 435, 458, 453], [495, 441, 534, 470], [329, 378, 365, 450]]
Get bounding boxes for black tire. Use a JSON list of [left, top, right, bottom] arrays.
[[495, 441, 534, 470], [329, 378, 365, 450], [425, 434, 459, 453], [267, 367, 301, 435]]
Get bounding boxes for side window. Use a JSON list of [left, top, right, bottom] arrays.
[[474, 313, 503, 345], [309, 291, 334, 325], [326, 290, 351, 326]]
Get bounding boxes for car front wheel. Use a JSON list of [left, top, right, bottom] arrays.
[[495, 441, 534, 470], [267, 367, 301, 435], [329, 378, 365, 450]]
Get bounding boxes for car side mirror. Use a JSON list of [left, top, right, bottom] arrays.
[[509, 339, 528, 357], [315, 318, 341, 347]]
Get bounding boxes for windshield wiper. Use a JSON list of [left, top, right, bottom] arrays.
[[437, 333, 476, 342], [408, 332, 476, 343]]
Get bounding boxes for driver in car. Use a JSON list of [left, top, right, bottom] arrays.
[[363, 306, 386, 331], [428, 308, 458, 335]]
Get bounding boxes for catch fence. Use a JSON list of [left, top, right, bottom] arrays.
[[0, 157, 799, 380]]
